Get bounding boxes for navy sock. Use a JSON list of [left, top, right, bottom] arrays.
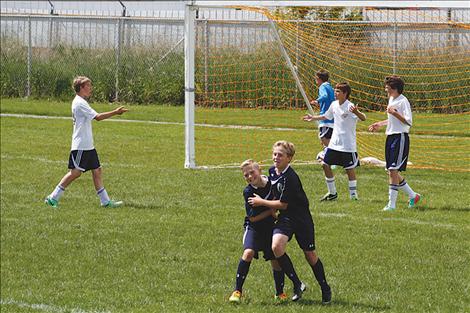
[[234, 259, 251, 292], [273, 269, 285, 295], [276, 253, 302, 287], [311, 258, 329, 290]]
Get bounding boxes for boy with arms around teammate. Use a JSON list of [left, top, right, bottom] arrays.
[[45, 76, 128, 208], [368, 75, 421, 211], [248, 141, 332, 304], [229, 160, 287, 303], [303, 82, 366, 201]]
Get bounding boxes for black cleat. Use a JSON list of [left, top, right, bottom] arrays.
[[292, 282, 306, 301], [321, 285, 332, 304], [320, 193, 338, 202]]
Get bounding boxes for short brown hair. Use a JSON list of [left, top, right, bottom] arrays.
[[316, 69, 329, 82], [335, 82, 351, 99], [272, 141, 295, 157], [240, 159, 260, 170], [385, 75, 404, 94], [73, 76, 91, 93]]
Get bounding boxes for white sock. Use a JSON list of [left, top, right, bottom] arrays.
[[97, 187, 110, 205], [325, 177, 336, 195], [50, 185, 65, 201], [398, 179, 416, 199], [348, 180, 357, 198], [388, 184, 399, 208]]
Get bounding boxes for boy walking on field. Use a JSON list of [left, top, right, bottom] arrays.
[[229, 160, 287, 303], [45, 76, 128, 208], [368, 75, 421, 211], [303, 82, 366, 201]]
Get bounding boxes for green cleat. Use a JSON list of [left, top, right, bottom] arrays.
[[44, 196, 58, 208], [408, 194, 421, 208], [102, 200, 123, 208], [229, 290, 241, 304]]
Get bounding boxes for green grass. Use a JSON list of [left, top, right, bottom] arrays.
[[1, 99, 470, 313]]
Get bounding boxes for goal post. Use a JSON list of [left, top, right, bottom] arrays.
[[184, 1, 470, 171]]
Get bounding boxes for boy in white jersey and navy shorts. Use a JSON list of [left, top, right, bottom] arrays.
[[368, 75, 421, 211], [303, 82, 366, 201], [45, 76, 128, 208]]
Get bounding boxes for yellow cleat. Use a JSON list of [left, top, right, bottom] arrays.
[[229, 290, 241, 304]]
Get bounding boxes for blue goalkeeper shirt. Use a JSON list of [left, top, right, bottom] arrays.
[[317, 82, 335, 127]]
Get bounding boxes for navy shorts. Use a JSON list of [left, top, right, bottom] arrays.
[[273, 216, 315, 251], [319, 126, 333, 139], [323, 148, 360, 169], [385, 133, 409, 171], [68, 149, 101, 172], [243, 226, 275, 261]]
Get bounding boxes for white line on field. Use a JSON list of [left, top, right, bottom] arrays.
[[0, 298, 111, 313], [318, 212, 460, 229], [1, 154, 144, 169], [0, 113, 458, 138]]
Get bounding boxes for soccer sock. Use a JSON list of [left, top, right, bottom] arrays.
[[235, 259, 251, 292], [388, 184, 399, 208], [310, 258, 329, 290], [276, 253, 302, 287], [273, 269, 285, 295], [398, 179, 416, 199], [50, 185, 65, 201], [325, 177, 337, 195], [348, 180, 357, 198], [97, 187, 110, 205]]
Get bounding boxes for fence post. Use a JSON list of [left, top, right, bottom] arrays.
[[295, 20, 299, 108], [27, 15, 32, 98], [115, 18, 123, 101], [393, 10, 397, 75], [204, 20, 209, 103]]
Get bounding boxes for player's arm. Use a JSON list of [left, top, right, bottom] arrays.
[[386, 107, 410, 126], [248, 195, 288, 210], [368, 119, 388, 132], [248, 208, 276, 222], [349, 105, 366, 121], [95, 106, 128, 121], [302, 113, 327, 122]]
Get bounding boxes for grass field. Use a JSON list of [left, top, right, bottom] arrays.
[[1, 99, 469, 313]]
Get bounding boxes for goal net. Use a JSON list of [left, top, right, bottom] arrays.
[[185, 1, 470, 171]]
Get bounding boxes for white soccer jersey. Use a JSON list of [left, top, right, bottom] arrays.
[[323, 99, 359, 152], [71, 95, 98, 150], [386, 94, 412, 135]]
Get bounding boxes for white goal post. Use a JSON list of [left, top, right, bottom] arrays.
[[184, 0, 469, 169]]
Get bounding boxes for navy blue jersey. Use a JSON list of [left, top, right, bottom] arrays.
[[243, 178, 275, 230], [268, 165, 313, 223]]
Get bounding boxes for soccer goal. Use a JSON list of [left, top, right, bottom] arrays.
[[184, 1, 470, 171]]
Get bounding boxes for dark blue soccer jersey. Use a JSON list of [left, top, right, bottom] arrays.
[[243, 178, 275, 230], [268, 165, 313, 223]]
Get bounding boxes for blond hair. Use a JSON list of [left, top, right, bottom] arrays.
[[240, 159, 260, 170], [272, 140, 295, 157], [73, 76, 91, 93]]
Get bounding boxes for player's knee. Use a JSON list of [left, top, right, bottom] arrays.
[[70, 169, 82, 178], [272, 243, 285, 257], [242, 249, 255, 261], [304, 250, 319, 264]]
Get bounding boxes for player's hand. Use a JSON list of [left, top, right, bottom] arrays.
[[302, 114, 314, 122], [248, 194, 262, 207], [310, 100, 319, 106], [368, 122, 380, 132], [115, 106, 128, 115], [349, 105, 359, 113], [386, 106, 397, 116]]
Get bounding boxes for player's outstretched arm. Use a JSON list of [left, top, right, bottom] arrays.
[[302, 113, 326, 122], [95, 106, 128, 121], [368, 119, 388, 132]]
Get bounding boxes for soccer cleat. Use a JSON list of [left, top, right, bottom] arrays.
[[274, 293, 288, 303], [292, 282, 306, 302], [44, 196, 58, 208], [350, 194, 359, 200], [102, 200, 123, 208], [321, 285, 332, 304], [408, 193, 421, 208], [320, 193, 338, 202], [229, 290, 241, 303], [382, 204, 395, 211]]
